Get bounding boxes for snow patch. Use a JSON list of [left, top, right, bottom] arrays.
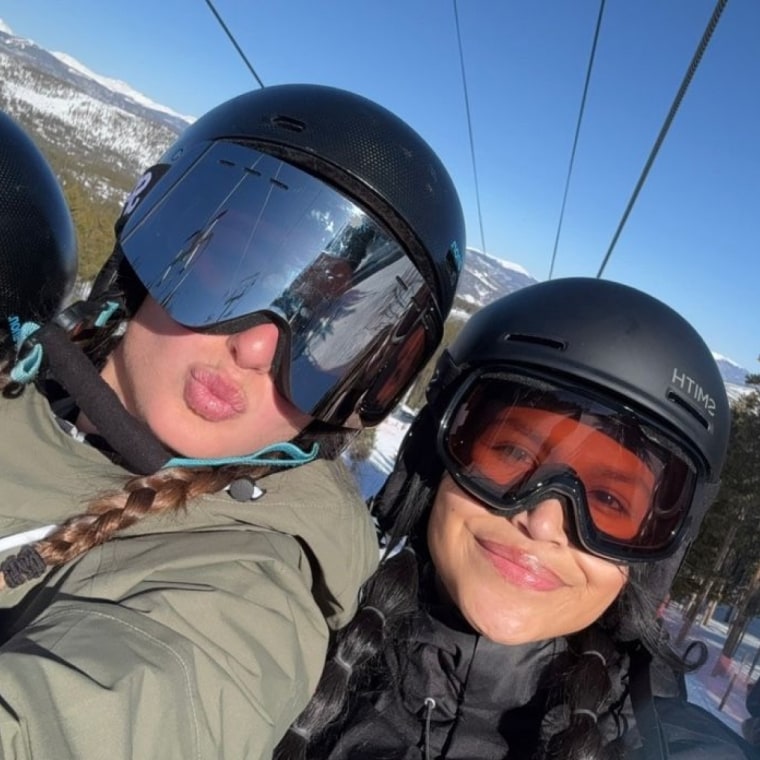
[[448, 307, 471, 321], [50, 51, 195, 124], [713, 352, 743, 368], [466, 246, 534, 278]]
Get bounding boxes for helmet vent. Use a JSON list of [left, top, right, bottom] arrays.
[[270, 115, 307, 133], [502, 333, 566, 351], [667, 391, 709, 430]]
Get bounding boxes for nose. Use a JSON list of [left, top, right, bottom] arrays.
[[226, 322, 280, 373], [509, 497, 570, 548]]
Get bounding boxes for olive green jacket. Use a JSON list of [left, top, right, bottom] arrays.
[[0, 389, 378, 759]]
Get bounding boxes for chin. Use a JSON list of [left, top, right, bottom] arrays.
[[463, 605, 533, 645], [475, 623, 537, 646]]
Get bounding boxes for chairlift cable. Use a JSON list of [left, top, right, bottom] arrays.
[[203, 0, 266, 89], [453, 0, 487, 256], [547, 0, 606, 280], [596, 0, 728, 278]]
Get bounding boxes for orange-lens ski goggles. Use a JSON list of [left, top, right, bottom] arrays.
[[437, 372, 702, 561]]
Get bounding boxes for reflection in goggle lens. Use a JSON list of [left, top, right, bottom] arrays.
[[120, 142, 442, 426]]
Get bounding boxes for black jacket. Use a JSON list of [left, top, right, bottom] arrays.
[[747, 680, 760, 719], [318, 603, 759, 759]]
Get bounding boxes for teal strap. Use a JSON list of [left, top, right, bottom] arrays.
[[9, 301, 119, 385], [164, 441, 319, 469], [10, 320, 40, 350], [10, 321, 43, 384], [94, 300, 120, 327]]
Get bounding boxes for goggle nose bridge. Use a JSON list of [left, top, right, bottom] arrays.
[[484, 464, 585, 518], [480, 465, 591, 552]]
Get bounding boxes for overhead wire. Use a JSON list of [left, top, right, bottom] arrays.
[[547, 0, 607, 280], [453, 0, 487, 256], [596, 0, 729, 278], [203, 0, 266, 89]]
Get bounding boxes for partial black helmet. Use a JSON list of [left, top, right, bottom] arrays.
[[92, 84, 465, 429], [0, 110, 77, 327], [426, 277, 730, 562]]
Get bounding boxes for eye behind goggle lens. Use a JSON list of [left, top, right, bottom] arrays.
[[439, 373, 700, 561]]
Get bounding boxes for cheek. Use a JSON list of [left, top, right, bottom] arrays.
[[598, 559, 628, 591], [427, 500, 452, 575], [113, 321, 187, 422], [123, 329, 171, 391], [427, 486, 497, 624], [580, 555, 629, 610], [427, 490, 467, 599]]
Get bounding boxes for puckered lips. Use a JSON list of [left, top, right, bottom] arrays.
[[184, 367, 247, 422]]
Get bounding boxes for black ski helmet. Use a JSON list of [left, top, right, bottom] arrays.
[[93, 84, 465, 428], [426, 277, 730, 560], [0, 111, 77, 327]]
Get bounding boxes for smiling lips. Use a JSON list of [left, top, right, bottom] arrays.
[[476, 538, 567, 591], [184, 367, 247, 421]]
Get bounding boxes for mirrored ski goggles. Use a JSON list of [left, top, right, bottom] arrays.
[[119, 141, 442, 427], [437, 372, 704, 561]]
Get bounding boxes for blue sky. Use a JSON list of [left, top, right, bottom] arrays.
[[2, 0, 758, 372]]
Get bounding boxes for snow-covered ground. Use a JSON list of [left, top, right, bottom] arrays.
[[349, 408, 754, 744], [664, 605, 757, 738], [348, 410, 409, 500]]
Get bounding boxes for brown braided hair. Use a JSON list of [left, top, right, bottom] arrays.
[[0, 459, 344, 591]]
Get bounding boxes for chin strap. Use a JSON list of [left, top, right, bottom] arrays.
[[11, 315, 319, 475], [21, 321, 175, 474]]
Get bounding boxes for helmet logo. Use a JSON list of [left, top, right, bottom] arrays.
[[7, 314, 21, 344], [446, 241, 463, 275], [672, 368, 716, 417], [117, 164, 171, 231], [123, 170, 154, 216]]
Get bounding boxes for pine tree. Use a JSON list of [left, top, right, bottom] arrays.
[[673, 371, 760, 647]]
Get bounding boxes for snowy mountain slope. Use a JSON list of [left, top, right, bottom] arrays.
[[453, 247, 539, 314], [0, 24, 188, 202]]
